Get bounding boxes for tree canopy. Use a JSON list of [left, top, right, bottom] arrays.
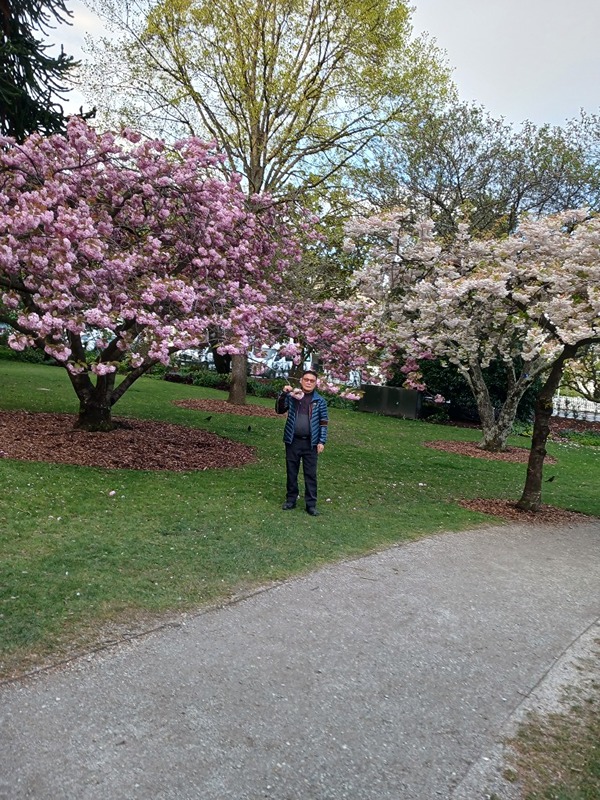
[[81, 0, 451, 403], [0, 120, 305, 427], [82, 0, 451, 195], [0, 120, 381, 426], [351, 103, 600, 236], [0, 0, 78, 140]]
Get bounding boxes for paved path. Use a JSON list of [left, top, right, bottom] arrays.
[[1, 522, 599, 800]]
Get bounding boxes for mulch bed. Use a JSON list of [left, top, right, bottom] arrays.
[[173, 398, 278, 417], [423, 439, 557, 464], [0, 411, 256, 471], [458, 498, 594, 526], [424, 421, 598, 522], [423, 414, 600, 465]]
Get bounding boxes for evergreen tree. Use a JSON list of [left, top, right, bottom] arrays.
[[0, 0, 77, 141]]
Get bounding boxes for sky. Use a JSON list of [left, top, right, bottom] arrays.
[[51, 0, 600, 128], [410, 0, 600, 126]]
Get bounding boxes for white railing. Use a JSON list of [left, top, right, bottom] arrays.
[[552, 394, 600, 422]]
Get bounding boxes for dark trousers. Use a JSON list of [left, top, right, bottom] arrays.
[[285, 437, 318, 509]]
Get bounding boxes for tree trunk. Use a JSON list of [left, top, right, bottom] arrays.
[[517, 347, 577, 511], [468, 361, 538, 452], [66, 356, 156, 431], [289, 345, 311, 380], [478, 388, 525, 451], [227, 354, 248, 405], [467, 363, 499, 448], [289, 361, 306, 380], [76, 396, 116, 431], [68, 370, 117, 431]]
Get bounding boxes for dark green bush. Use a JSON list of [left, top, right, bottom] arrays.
[[191, 370, 231, 391], [388, 357, 541, 423], [247, 377, 286, 398], [321, 393, 360, 411], [145, 364, 171, 380], [422, 408, 451, 424], [0, 344, 52, 364]]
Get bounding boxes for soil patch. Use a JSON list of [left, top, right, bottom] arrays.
[[423, 439, 557, 465], [0, 411, 256, 471], [458, 498, 593, 526], [173, 398, 278, 418]]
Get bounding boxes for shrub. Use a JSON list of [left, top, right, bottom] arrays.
[[322, 394, 360, 411], [191, 370, 231, 391], [247, 377, 286, 398], [422, 408, 451, 425], [389, 357, 541, 423], [511, 420, 533, 438], [0, 344, 53, 364]]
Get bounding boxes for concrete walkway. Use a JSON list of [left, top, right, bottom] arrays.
[[1, 521, 599, 800]]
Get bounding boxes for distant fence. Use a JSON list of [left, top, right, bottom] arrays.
[[552, 394, 600, 422]]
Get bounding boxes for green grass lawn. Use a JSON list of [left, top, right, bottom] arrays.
[[1, 360, 599, 679]]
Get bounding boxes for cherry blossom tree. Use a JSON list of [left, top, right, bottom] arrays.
[[345, 210, 600, 490], [0, 119, 309, 429], [492, 213, 600, 510], [282, 296, 392, 385]]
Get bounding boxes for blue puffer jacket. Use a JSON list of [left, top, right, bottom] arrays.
[[276, 390, 329, 446]]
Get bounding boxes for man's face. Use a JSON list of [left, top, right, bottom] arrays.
[[300, 373, 317, 393]]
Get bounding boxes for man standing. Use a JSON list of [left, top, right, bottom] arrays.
[[276, 370, 328, 516]]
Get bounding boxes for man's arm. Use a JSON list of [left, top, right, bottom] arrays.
[[275, 385, 292, 415]]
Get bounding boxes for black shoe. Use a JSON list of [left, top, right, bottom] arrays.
[[282, 501, 297, 510], [306, 507, 320, 516]]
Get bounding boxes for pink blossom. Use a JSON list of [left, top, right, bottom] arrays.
[[91, 363, 117, 375], [7, 333, 32, 351], [0, 119, 391, 422]]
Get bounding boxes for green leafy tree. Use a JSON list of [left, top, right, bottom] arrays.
[[84, 0, 450, 193], [0, 0, 78, 140], [352, 103, 600, 236]]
